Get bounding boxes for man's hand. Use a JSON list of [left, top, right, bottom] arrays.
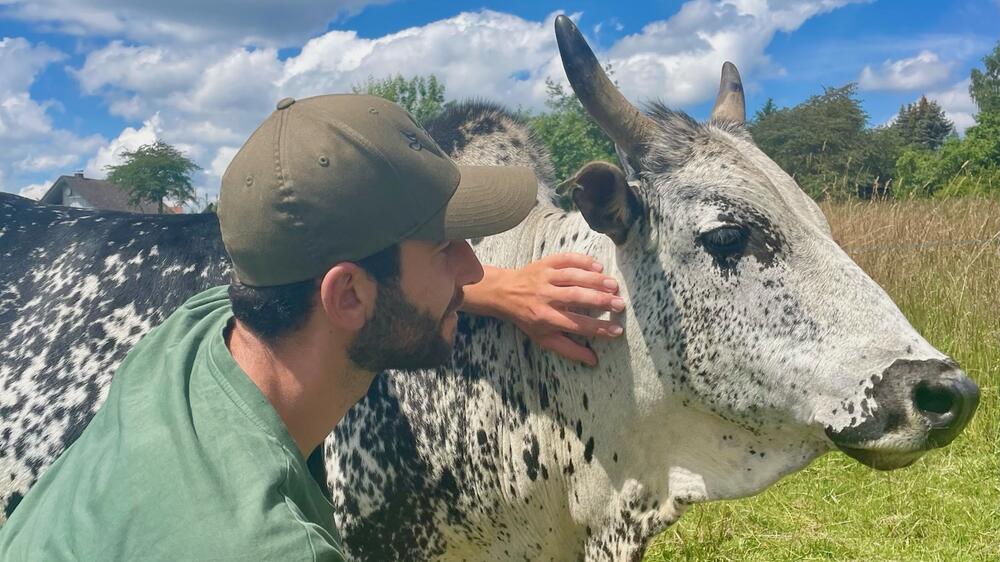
[[461, 254, 625, 366]]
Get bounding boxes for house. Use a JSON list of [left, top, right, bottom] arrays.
[[38, 173, 183, 214]]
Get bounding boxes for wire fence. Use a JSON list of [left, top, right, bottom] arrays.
[[840, 236, 1000, 255]]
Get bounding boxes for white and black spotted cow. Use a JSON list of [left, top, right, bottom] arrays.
[[0, 16, 980, 561]]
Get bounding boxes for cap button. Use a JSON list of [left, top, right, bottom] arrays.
[[276, 97, 296, 110]]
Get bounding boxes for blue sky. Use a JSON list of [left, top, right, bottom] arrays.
[[1, 0, 997, 202]]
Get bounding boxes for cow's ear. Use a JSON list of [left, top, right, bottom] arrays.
[[569, 161, 642, 245]]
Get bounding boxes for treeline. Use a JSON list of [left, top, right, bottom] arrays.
[[751, 40, 1000, 200], [359, 40, 1000, 201]]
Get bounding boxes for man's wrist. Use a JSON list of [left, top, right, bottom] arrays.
[[460, 265, 511, 319]]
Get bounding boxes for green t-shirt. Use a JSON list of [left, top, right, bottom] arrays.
[[0, 286, 345, 561]]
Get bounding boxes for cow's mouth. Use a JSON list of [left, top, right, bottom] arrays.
[[831, 444, 925, 471]]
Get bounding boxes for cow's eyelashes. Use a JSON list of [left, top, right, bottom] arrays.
[[700, 225, 747, 254]]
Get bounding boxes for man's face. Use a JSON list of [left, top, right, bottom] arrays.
[[348, 240, 484, 372]]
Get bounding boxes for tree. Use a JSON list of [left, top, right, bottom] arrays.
[[353, 74, 446, 125], [970, 40, 1000, 116], [892, 96, 955, 150], [895, 111, 1000, 197], [529, 78, 616, 189], [753, 98, 778, 122], [104, 141, 200, 214], [891, 41, 1000, 197], [750, 84, 871, 199]]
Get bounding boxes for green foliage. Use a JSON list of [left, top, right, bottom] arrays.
[[891, 95, 955, 150], [969, 40, 1000, 115], [750, 84, 877, 199], [753, 97, 778, 121], [888, 42, 1000, 198], [353, 74, 446, 125], [104, 140, 200, 214], [895, 111, 1000, 197], [528, 78, 616, 200]]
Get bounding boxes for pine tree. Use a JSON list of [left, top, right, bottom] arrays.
[[753, 98, 779, 122], [353, 74, 447, 125], [893, 96, 954, 150]]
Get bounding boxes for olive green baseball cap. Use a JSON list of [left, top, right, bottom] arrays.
[[218, 94, 538, 287]]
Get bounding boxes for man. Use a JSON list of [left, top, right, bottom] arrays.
[[0, 95, 623, 560]]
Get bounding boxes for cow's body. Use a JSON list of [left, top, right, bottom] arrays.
[[0, 199, 230, 515], [0, 33, 980, 559]]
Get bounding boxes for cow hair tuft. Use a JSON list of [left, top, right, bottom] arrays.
[[424, 100, 558, 206]]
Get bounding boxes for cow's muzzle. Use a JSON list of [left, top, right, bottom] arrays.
[[825, 358, 980, 470]]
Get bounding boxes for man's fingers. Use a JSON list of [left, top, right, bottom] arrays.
[[550, 268, 619, 293], [545, 310, 623, 338], [538, 334, 599, 366], [542, 253, 604, 272], [554, 287, 626, 313]]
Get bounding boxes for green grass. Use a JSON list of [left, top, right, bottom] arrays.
[[644, 198, 1000, 561]]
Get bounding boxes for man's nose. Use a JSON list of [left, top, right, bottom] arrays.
[[452, 240, 485, 286]]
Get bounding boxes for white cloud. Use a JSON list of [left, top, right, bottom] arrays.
[[0, 0, 393, 46], [84, 114, 162, 177], [0, 38, 64, 140], [927, 78, 977, 134], [17, 181, 50, 200], [17, 152, 79, 172], [858, 50, 953, 91], [0, 37, 104, 194], [73, 41, 207, 96], [71, 10, 565, 192], [38, 2, 861, 198], [0, 36, 63, 93], [209, 146, 240, 179], [279, 11, 559, 106], [606, 0, 864, 106]]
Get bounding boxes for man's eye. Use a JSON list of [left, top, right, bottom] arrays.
[[700, 225, 747, 254]]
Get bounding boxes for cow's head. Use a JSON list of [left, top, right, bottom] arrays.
[[554, 15, 978, 505]]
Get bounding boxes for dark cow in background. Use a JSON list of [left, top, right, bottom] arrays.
[[0, 16, 979, 561], [0, 201, 230, 512]]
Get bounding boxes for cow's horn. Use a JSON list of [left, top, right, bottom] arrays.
[[710, 62, 745, 124], [555, 14, 653, 156]]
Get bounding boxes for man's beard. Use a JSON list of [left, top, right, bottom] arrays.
[[348, 280, 463, 372]]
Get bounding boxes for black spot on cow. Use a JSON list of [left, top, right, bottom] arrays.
[[3, 491, 22, 519], [523, 434, 541, 481], [584, 437, 595, 463]]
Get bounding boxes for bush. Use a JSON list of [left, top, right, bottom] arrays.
[[895, 112, 1000, 197]]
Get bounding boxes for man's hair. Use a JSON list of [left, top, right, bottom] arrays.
[[229, 243, 401, 342]]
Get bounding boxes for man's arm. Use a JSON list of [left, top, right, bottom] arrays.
[[461, 254, 625, 366]]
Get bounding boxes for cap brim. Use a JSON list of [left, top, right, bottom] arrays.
[[411, 165, 538, 241]]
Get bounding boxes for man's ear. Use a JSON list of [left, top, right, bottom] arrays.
[[569, 161, 643, 245], [319, 263, 374, 331]]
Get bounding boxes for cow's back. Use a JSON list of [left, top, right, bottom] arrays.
[[0, 194, 230, 519]]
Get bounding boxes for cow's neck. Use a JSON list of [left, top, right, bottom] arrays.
[[469, 203, 683, 552]]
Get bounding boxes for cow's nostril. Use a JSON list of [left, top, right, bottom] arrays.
[[912, 375, 980, 448], [914, 381, 955, 418]]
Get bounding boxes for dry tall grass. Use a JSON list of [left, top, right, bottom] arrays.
[[645, 198, 1000, 561], [824, 198, 1000, 378]]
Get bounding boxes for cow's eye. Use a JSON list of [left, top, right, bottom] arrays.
[[700, 225, 747, 254]]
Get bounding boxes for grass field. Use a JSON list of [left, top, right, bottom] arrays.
[[644, 198, 1000, 562]]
